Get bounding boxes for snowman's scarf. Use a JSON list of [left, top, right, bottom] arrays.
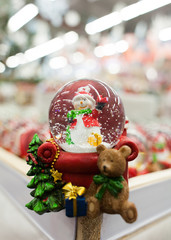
[[67, 109, 92, 120], [66, 109, 92, 145], [66, 126, 74, 145]]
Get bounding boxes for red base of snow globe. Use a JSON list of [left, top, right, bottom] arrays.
[[55, 135, 138, 188]]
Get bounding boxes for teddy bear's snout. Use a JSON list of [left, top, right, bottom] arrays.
[[103, 165, 107, 172]]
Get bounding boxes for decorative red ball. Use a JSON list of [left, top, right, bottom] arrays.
[[43, 150, 51, 158], [37, 142, 57, 164]]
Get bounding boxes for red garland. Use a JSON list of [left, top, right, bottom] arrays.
[[37, 142, 57, 164]]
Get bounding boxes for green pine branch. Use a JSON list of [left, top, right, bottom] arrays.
[[44, 190, 64, 212], [27, 134, 43, 156], [27, 166, 42, 176], [29, 133, 43, 147], [27, 173, 51, 188], [25, 198, 48, 215], [34, 182, 55, 198], [25, 189, 65, 214]]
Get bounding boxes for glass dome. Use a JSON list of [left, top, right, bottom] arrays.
[[49, 79, 125, 153]]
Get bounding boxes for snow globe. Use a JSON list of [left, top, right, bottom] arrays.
[[49, 79, 125, 153], [48, 79, 138, 188]]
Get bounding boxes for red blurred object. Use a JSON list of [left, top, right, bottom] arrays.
[[138, 169, 150, 175], [129, 167, 138, 178], [159, 161, 171, 169], [20, 129, 37, 157]]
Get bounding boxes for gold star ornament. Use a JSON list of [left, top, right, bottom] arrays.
[[51, 170, 62, 182]]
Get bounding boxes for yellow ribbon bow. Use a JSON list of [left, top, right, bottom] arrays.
[[62, 182, 86, 200]]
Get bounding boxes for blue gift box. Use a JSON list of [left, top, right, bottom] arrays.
[[65, 196, 87, 217]]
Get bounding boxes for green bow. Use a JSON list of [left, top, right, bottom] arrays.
[[67, 109, 92, 120], [93, 174, 124, 200]]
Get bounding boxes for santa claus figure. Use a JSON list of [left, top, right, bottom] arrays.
[[65, 86, 108, 152]]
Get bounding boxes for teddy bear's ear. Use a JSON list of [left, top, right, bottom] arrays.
[[97, 144, 106, 154], [119, 145, 131, 158]]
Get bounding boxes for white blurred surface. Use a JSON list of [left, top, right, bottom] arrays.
[[120, 93, 159, 123], [0, 188, 48, 240], [120, 214, 171, 240]]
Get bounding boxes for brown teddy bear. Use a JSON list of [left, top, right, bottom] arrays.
[[85, 144, 137, 223]]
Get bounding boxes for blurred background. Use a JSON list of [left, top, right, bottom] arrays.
[[1, 0, 171, 177]]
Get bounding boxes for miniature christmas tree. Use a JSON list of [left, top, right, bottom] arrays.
[[25, 134, 65, 215]]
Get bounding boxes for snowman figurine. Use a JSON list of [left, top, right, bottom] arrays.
[[65, 86, 108, 153], [151, 133, 170, 163]]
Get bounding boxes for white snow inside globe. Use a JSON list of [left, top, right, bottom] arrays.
[[49, 79, 125, 153]]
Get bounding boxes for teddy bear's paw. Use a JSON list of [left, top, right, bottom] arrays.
[[87, 197, 100, 218], [121, 202, 137, 223]]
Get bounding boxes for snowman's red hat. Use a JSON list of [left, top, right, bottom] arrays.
[[72, 86, 96, 105]]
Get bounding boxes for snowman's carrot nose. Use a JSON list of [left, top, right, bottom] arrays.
[[80, 101, 83, 104]]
